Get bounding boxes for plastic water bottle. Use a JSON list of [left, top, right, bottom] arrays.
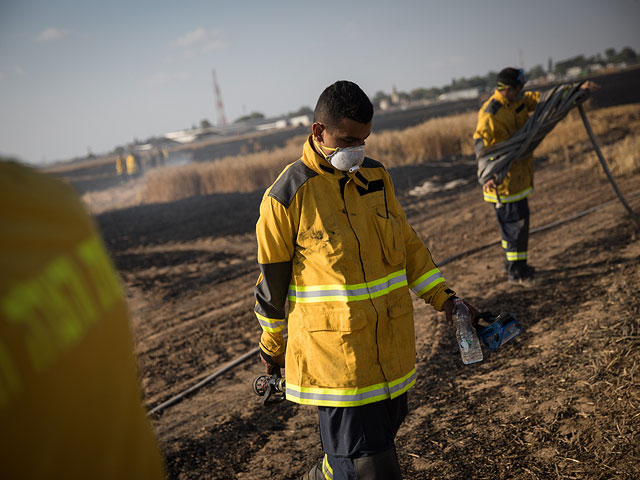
[[454, 299, 483, 364]]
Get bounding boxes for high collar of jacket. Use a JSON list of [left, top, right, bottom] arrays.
[[301, 135, 369, 189], [492, 88, 524, 108]]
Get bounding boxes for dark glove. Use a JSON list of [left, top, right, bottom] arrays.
[[259, 349, 285, 375]]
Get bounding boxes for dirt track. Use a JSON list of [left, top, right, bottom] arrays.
[[93, 146, 640, 479]]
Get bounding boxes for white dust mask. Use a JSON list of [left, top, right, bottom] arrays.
[[325, 145, 366, 173]]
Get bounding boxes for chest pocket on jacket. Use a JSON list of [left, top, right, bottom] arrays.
[[373, 212, 405, 267], [360, 185, 405, 266]]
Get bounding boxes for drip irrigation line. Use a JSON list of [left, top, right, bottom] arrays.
[[148, 334, 288, 416], [439, 190, 640, 267], [148, 345, 261, 416]]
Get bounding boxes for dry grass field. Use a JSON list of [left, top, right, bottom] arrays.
[[78, 103, 640, 214]]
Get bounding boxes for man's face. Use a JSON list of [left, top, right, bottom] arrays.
[[499, 85, 522, 102], [312, 117, 372, 155]]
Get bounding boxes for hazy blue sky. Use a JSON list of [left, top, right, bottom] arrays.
[[1, 0, 639, 164]]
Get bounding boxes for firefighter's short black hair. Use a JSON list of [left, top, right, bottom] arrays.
[[314, 80, 373, 130], [497, 67, 527, 89]]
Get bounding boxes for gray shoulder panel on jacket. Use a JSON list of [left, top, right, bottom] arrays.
[[362, 157, 384, 169], [268, 159, 317, 208], [484, 99, 502, 115]]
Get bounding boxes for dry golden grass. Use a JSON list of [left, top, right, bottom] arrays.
[[585, 133, 640, 176], [537, 103, 640, 158], [140, 103, 640, 204], [142, 137, 304, 202], [366, 112, 478, 166]]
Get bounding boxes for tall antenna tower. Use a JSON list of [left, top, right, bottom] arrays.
[[212, 69, 227, 126]]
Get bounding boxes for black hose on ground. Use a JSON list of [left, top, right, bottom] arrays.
[[148, 346, 262, 416]]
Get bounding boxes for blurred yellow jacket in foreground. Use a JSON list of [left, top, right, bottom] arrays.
[[0, 161, 165, 479]]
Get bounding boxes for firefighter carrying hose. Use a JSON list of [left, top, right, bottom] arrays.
[[0, 161, 165, 479], [473, 67, 541, 286], [473, 68, 597, 286], [254, 81, 478, 479]]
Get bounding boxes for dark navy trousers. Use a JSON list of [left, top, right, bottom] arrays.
[[313, 393, 407, 479], [494, 198, 530, 278]]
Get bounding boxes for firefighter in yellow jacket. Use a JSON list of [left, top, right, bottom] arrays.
[[115, 153, 125, 177], [254, 81, 477, 479], [0, 161, 165, 479], [126, 151, 140, 177], [473, 67, 540, 285]]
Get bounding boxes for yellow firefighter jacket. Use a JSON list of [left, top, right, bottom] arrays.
[[0, 161, 165, 479], [115, 155, 125, 176], [255, 136, 455, 407], [473, 89, 540, 203], [126, 153, 139, 175]]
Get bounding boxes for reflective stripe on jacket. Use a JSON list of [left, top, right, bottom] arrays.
[[473, 89, 540, 203], [254, 136, 453, 407]]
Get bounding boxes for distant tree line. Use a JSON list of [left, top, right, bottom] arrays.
[[371, 46, 638, 107], [551, 46, 637, 75]]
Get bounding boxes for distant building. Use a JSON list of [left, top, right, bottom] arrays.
[[437, 87, 480, 102], [289, 114, 311, 128], [565, 66, 583, 79], [255, 119, 288, 131]]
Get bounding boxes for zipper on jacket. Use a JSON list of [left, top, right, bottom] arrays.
[[340, 174, 383, 366], [339, 175, 376, 296]]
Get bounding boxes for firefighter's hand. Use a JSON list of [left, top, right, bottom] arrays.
[[442, 298, 479, 326], [260, 350, 285, 375], [580, 80, 599, 91], [482, 178, 497, 193], [442, 298, 455, 325], [464, 301, 480, 326]]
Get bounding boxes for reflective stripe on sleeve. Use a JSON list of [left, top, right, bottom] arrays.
[[255, 311, 286, 332], [288, 269, 408, 304], [408, 268, 445, 297], [285, 369, 417, 407]]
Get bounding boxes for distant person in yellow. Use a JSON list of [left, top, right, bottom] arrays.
[[126, 151, 140, 177], [473, 67, 540, 285], [473, 68, 596, 286], [115, 153, 125, 178], [0, 161, 165, 479]]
